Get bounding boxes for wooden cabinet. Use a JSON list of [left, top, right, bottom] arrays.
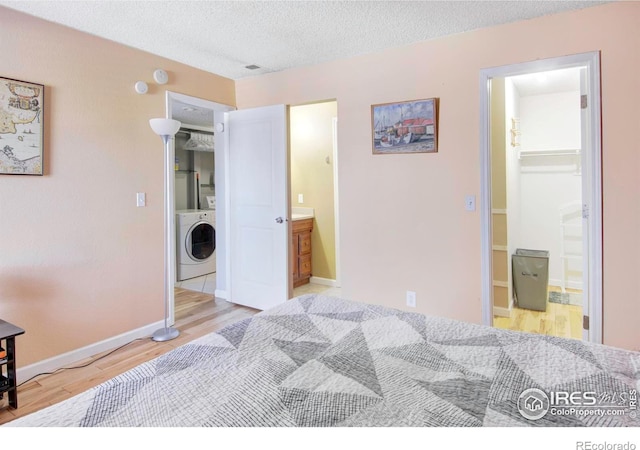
[[292, 218, 313, 288]]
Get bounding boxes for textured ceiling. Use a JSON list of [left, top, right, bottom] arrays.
[[0, 0, 606, 80], [172, 98, 215, 129]]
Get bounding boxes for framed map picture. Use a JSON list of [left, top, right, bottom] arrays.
[[371, 97, 438, 154], [0, 76, 44, 175]]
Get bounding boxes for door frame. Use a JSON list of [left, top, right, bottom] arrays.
[[332, 116, 341, 288], [165, 91, 234, 322], [478, 51, 603, 343]]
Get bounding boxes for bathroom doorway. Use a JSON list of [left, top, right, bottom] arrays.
[[289, 101, 341, 298]]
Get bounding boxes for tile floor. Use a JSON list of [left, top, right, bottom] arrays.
[[175, 272, 217, 294], [293, 281, 342, 298], [175, 272, 341, 298]]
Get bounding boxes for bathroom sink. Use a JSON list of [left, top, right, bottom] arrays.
[[291, 207, 314, 221], [292, 213, 314, 221]]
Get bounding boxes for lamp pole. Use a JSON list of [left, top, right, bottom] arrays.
[[149, 118, 181, 342]]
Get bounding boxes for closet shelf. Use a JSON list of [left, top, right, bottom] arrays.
[[519, 149, 582, 175], [518, 149, 580, 159]]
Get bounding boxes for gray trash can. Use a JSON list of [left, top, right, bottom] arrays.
[[512, 249, 549, 311]]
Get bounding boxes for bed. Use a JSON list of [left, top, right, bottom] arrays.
[[5, 294, 640, 427]]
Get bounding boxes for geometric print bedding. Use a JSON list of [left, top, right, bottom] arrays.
[[6, 294, 640, 427]]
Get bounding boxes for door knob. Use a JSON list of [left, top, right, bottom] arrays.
[[275, 217, 284, 223]]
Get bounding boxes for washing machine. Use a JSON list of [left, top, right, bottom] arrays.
[[176, 210, 216, 281]]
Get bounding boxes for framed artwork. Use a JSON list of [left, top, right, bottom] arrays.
[[0, 76, 44, 175], [371, 97, 438, 154]]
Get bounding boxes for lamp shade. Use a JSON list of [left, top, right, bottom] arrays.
[[149, 118, 181, 137]]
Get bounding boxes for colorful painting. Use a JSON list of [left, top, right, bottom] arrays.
[[0, 76, 44, 175], [371, 98, 438, 154]]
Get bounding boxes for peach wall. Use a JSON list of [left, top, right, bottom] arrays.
[[235, 2, 640, 351], [0, 7, 235, 366]]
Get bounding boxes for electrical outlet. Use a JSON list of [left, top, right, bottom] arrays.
[[406, 291, 416, 308], [298, 193, 304, 204]]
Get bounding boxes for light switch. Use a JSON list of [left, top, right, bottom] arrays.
[[136, 192, 146, 207], [465, 195, 476, 212], [298, 193, 304, 204]]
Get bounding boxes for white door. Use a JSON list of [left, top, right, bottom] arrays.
[[226, 105, 289, 310]]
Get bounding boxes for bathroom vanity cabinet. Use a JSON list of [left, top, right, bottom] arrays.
[[292, 218, 313, 288]]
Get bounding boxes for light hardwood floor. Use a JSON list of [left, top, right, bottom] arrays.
[[493, 288, 583, 339], [0, 288, 258, 425]]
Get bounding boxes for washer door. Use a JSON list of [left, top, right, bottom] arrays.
[[186, 221, 215, 262]]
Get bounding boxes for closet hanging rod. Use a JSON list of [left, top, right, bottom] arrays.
[[177, 128, 214, 135]]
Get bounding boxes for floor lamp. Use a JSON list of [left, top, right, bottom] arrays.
[[149, 117, 181, 342]]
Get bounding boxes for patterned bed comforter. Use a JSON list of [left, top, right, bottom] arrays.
[[6, 294, 640, 427]]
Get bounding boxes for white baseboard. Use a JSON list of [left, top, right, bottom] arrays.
[[309, 277, 339, 287], [214, 289, 227, 299], [16, 320, 163, 384], [493, 306, 512, 318]]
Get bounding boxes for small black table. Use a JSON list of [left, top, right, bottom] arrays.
[[0, 319, 25, 409]]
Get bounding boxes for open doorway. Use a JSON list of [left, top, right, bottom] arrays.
[[164, 92, 234, 323], [289, 101, 341, 299], [480, 52, 603, 343], [491, 69, 584, 339]]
